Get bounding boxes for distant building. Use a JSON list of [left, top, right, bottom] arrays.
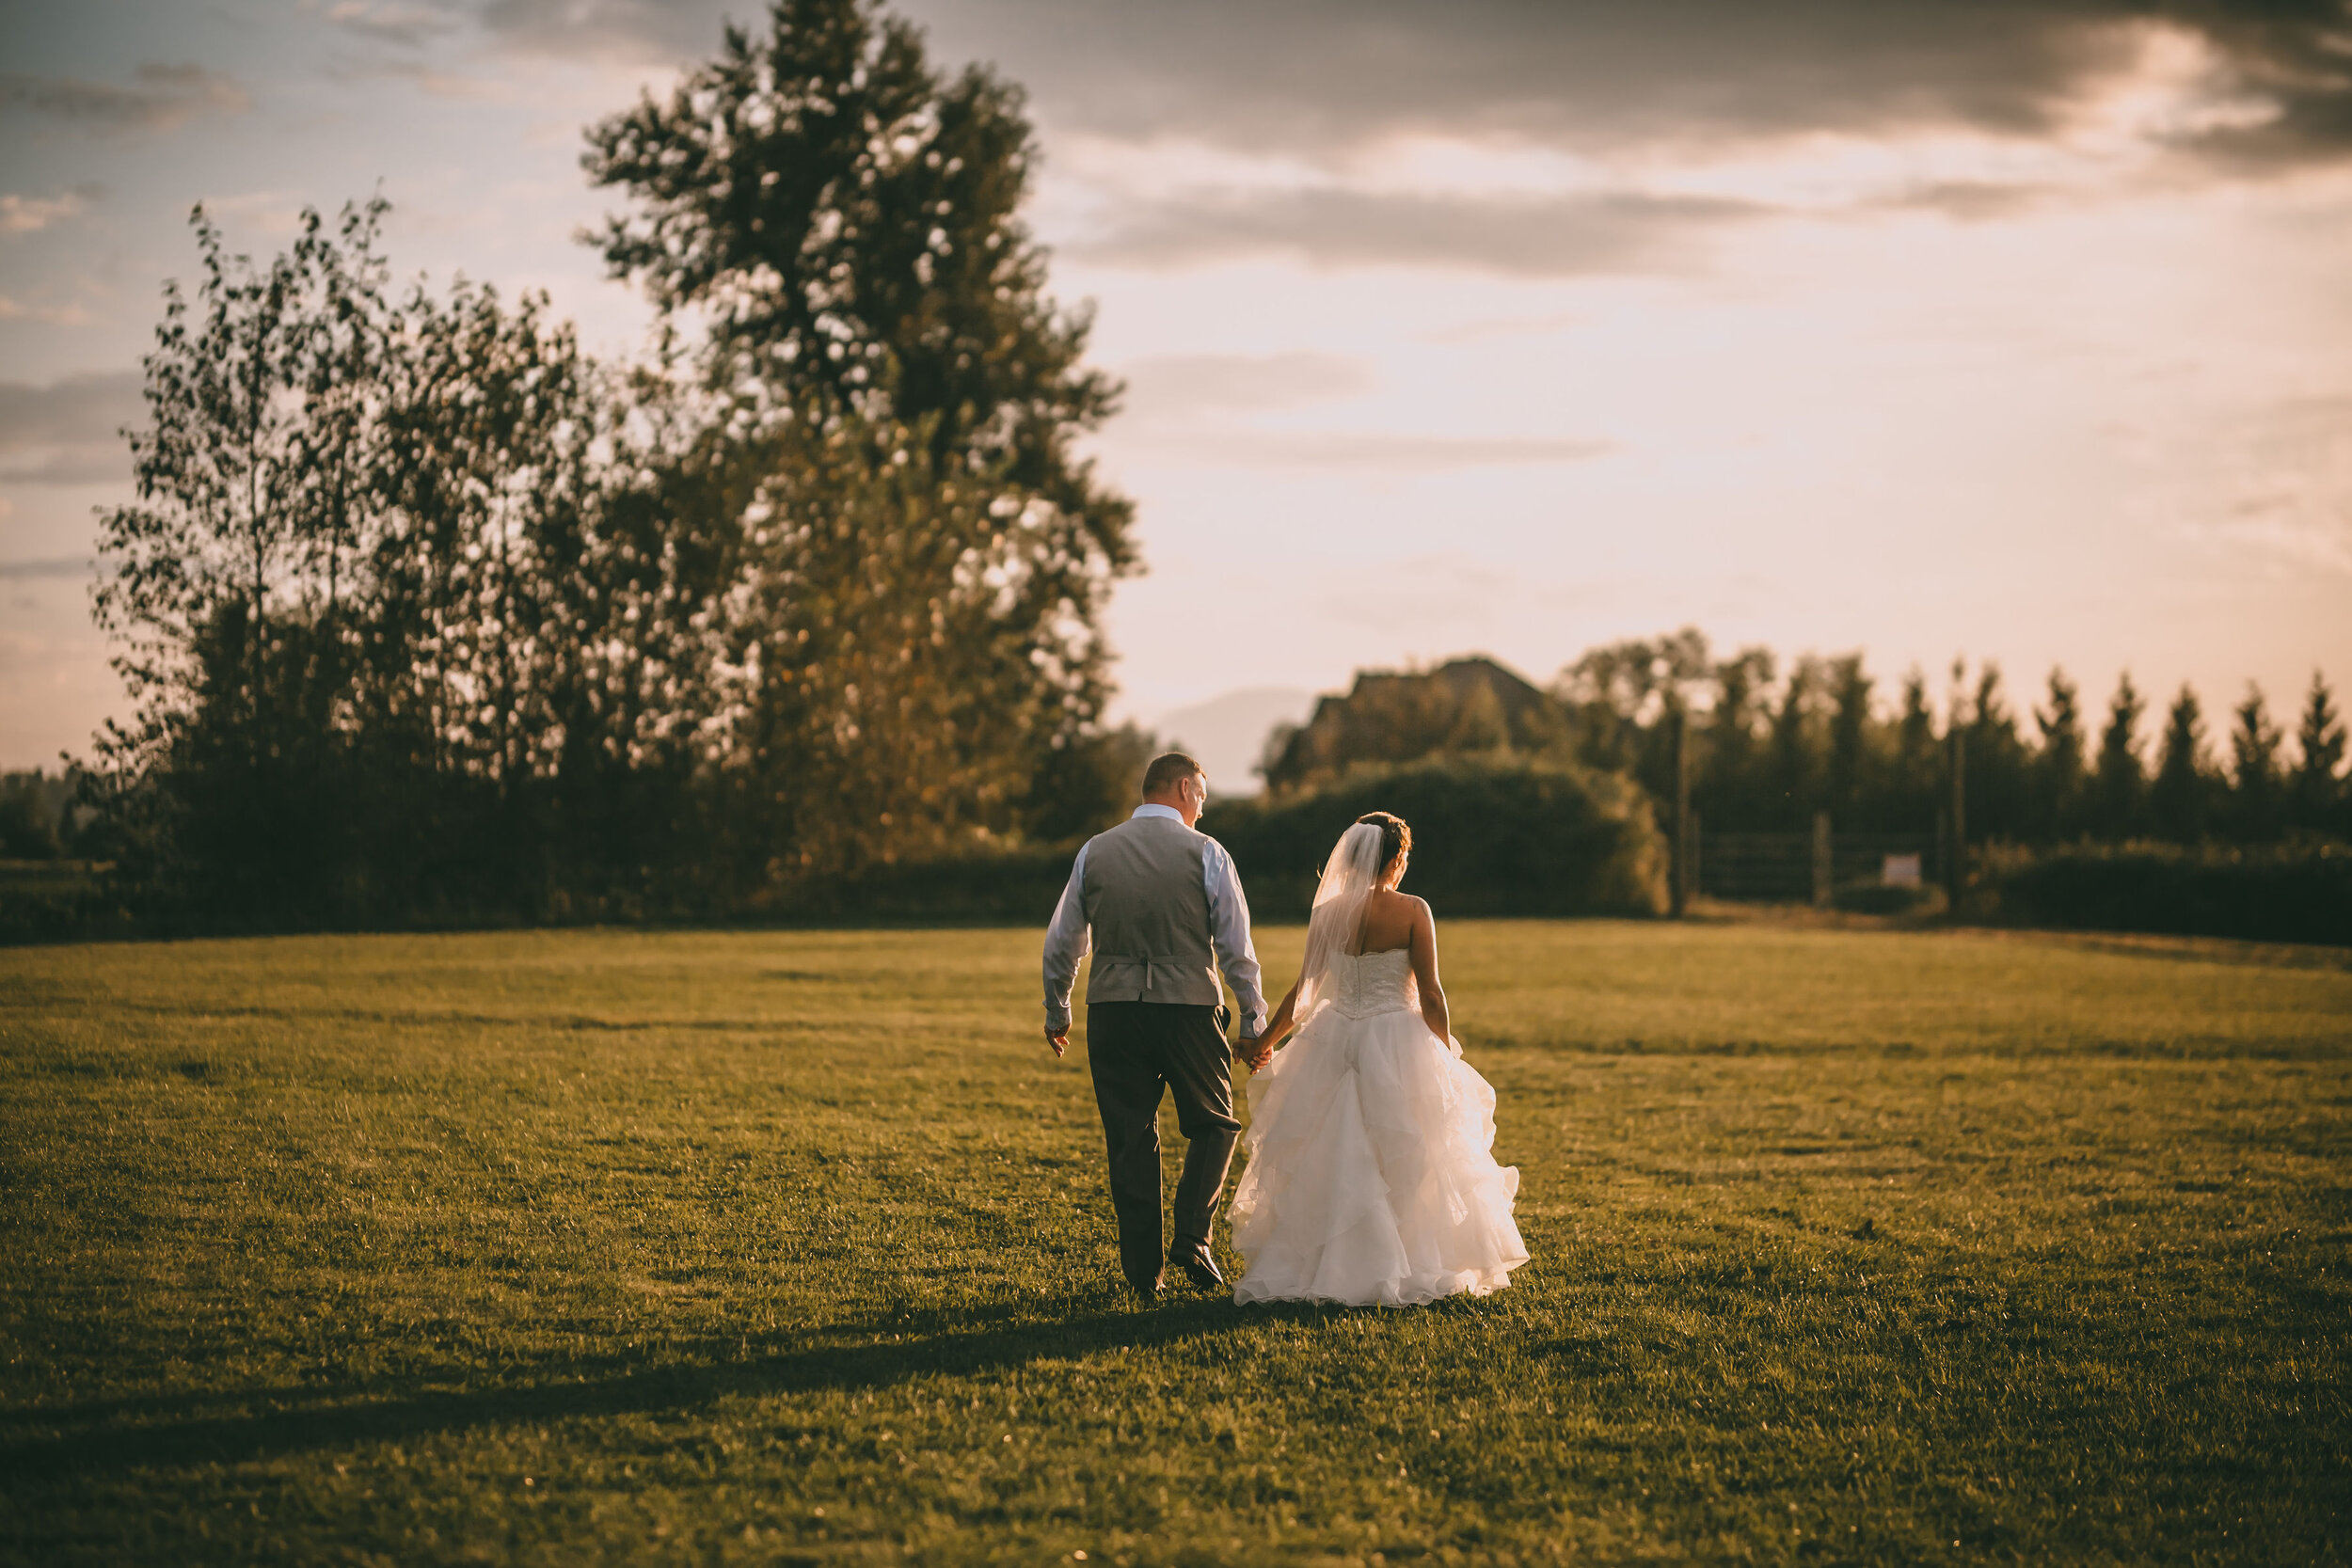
[[1260, 656, 1574, 796]]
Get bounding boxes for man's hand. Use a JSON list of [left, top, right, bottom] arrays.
[[1044, 1023, 1069, 1059], [1235, 1035, 1270, 1072]]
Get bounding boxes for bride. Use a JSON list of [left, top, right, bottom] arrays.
[[1229, 812, 1529, 1307]]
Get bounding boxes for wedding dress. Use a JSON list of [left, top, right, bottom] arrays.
[[1230, 827, 1529, 1307]]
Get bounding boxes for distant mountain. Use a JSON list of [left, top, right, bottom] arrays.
[[1152, 686, 1320, 796]]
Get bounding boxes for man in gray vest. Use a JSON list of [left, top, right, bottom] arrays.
[[1042, 752, 1268, 1301]]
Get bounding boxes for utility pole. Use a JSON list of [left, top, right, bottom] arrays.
[[1812, 810, 1833, 909]]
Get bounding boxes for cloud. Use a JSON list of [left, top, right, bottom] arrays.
[[326, 1, 459, 47], [1074, 187, 1760, 277], [1010, 2, 2352, 168], [1874, 180, 2055, 222], [0, 557, 97, 581], [0, 294, 93, 326], [0, 371, 142, 485], [0, 187, 100, 235], [453, 0, 2352, 171], [1119, 352, 1376, 421], [1136, 432, 1615, 471], [473, 0, 725, 62], [0, 63, 250, 135]]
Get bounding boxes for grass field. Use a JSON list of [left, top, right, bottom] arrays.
[[1, 920, 2347, 1564]]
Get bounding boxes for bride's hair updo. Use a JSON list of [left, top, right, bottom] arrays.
[[1356, 811, 1411, 871]]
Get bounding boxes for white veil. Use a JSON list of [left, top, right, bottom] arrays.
[[1293, 821, 1388, 1022]]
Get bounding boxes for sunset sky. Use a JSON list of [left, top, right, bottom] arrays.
[[4, 0, 2349, 779]]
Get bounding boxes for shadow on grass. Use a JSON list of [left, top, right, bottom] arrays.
[[1, 1286, 1335, 1481]]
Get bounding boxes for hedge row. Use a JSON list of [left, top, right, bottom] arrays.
[[1201, 756, 1668, 921], [1973, 841, 2352, 948]]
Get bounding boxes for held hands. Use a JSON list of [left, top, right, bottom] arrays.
[[1234, 1034, 1274, 1072], [1043, 1022, 1069, 1059]]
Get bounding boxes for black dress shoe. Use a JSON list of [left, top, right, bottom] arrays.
[[1126, 1270, 1163, 1303], [1169, 1241, 1224, 1291]]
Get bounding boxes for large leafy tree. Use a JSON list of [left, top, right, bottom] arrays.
[[92, 200, 396, 915], [580, 0, 1136, 860]]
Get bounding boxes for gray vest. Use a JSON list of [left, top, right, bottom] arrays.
[[1082, 814, 1221, 1007]]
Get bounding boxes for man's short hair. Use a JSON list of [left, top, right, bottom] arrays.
[[1141, 752, 1203, 799]]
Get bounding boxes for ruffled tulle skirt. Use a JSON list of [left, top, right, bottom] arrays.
[[1230, 1004, 1529, 1307]]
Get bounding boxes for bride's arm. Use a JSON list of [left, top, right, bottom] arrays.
[[1248, 979, 1302, 1062], [1408, 899, 1450, 1040]]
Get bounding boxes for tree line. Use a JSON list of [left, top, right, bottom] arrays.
[[1263, 639, 2349, 847], [73, 0, 1148, 927]]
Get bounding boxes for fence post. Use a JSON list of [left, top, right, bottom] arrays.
[[1671, 707, 1692, 919], [1812, 811, 1833, 909], [1946, 729, 1966, 911], [1689, 810, 1701, 903]]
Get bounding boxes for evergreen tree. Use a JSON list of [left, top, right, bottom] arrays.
[[1823, 654, 1872, 823], [1698, 646, 1774, 829], [1891, 667, 1940, 830], [2090, 672, 2146, 839], [2227, 684, 2283, 841], [1964, 663, 2031, 842], [1763, 655, 1822, 828], [2150, 684, 2214, 842], [2290, 671, 2345, 834], [2032, 667, 2085, 840]]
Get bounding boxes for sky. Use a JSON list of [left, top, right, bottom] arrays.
[[4, 0, 2350, 779]]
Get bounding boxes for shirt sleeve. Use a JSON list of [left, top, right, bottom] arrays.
[[1041, 842, 1090, 1032], [1202, 838, 1268, 1036]]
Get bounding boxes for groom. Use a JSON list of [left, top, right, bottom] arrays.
[[1041, 752, 1268, 1301]]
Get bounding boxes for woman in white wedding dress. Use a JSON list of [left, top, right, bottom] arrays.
[[1229, 813, 1529, 1307]]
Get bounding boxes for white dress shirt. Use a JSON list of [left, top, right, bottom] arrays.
[[1041, 803, 1269, 1037]]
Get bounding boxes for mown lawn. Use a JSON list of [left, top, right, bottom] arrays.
[[1, 921, 2346, 1564]]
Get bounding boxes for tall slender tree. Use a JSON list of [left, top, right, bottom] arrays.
[[2090, 672, 2147, 838], [1891, 667, 1940, 829], [1698, 646, 1774, 827], [1764, 655, 1823, 828], [1823, 654, 1872, 823], [2227, 684, 2283, 841], [2033, 667, 2085, 839], [2290, 671, 2345, 834], [1964, 664, 2031, 842], [2151, 684, 2214, 842]]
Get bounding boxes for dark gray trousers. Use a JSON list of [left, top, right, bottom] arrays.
[[1085, 1002, 1239, 1288]]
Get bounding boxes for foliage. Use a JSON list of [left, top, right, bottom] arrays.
[[0, 772, 70, 861], [1254, 640, 2345, 868], [2151, 683, 2217, 843], [582, 0, 1136, 834], [1975, 839, 2352, 947], [1205, 754, 1665, 920], [2091, 670, 2150, 836], [84, 0, 1141, 932], [3, 923, 2346, 1562]]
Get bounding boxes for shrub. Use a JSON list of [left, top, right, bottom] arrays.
[[1975, 840, 2352, 947], [1202, 756, 1666, 921]]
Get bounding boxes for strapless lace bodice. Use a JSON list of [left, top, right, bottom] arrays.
[[1323, 947, 1416, 1019]]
